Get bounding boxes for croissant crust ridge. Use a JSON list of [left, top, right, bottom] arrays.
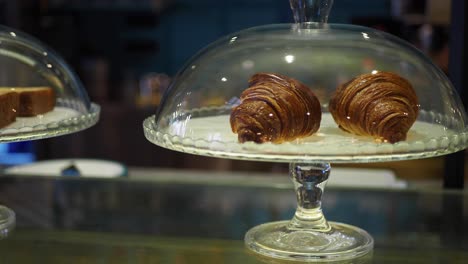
[[230, 73, 321, 143], [329, 71, 419, 143]]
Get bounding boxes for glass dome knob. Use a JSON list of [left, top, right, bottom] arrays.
[[289, 0, 334, 24]]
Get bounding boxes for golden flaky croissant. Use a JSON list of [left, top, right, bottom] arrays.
[[329, 71, 419, 143], [230, 73, 321, 143]]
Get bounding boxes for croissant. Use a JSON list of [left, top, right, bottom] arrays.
[[230, 73, 321, 143], [329, 71, 419, 143]]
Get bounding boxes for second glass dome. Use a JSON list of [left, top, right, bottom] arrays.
[[0, 25, 99, 143], [144, 23, 468, 163]]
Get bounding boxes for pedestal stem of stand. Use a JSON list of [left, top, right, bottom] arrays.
[[288, 163, 331, 232], [289, 0, 334, 24]]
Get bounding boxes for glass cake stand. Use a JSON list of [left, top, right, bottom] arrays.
[[0, 25, 100, 239], [143, 0, 467, 261]]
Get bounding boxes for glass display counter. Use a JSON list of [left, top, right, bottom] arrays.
[[0, 170, 466, 263]]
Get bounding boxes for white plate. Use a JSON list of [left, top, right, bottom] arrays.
[[0, 103, 100, 143], [4, 159, 127, 178], [144, 110, 468, 163]]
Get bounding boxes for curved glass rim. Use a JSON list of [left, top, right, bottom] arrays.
[[0, 205, 15, 239]]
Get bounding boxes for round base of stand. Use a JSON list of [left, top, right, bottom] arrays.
[[245, 221, 373, 262]]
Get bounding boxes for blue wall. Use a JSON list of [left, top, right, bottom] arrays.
[[122, 0, 392, 75]]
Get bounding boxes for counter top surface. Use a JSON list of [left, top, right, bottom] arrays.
[[0, 169, 467, 263]]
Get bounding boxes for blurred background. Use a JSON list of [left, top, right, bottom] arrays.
[[0, 0, 463, 185]]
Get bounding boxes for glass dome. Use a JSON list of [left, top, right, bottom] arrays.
[[0, 25, 100, 143], [144, 22, 467, 163]]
